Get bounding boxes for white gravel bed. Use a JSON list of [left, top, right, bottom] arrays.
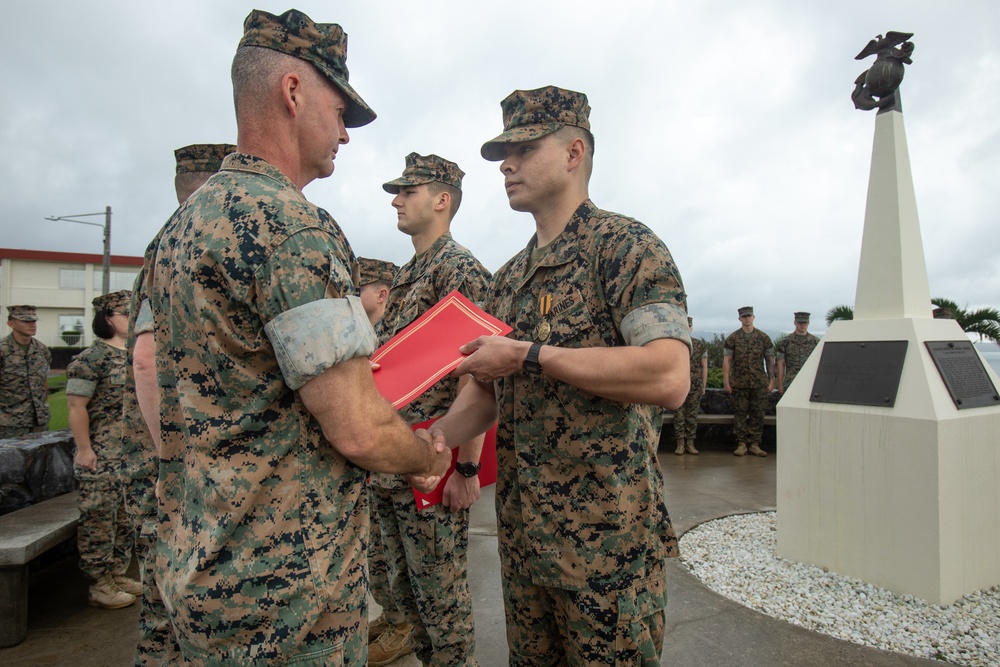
[[679, 512, 999, 666]]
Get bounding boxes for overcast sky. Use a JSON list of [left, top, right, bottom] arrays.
[[2, 0, 998, 338]]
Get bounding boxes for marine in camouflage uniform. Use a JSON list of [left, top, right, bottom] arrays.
[[674, 317, 707, 455], [430, 86, 691, 666], [776, 311, 819, 393], [369, 153, 490, 666], [145, 11, 449, 665], [0, 305, 51, 438], [723, 306, 774, 457], [355, 257, 406, 649], [66, 291, 137, 608], [122, 143, 233, 665]]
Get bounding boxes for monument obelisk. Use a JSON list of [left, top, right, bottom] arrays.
[[776, 32, 1000, 605]]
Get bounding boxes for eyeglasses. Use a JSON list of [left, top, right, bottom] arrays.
[[112, 311, 130, 317]]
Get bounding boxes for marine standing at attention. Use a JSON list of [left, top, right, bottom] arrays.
[[0, 305, 51, 438], [369, 153, 490, 666], [723, 306, 774, 457]]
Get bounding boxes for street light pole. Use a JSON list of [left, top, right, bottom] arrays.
[[45, 207, 113, 294]]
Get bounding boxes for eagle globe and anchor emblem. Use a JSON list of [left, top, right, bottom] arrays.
[[851, 31, 914, 113]]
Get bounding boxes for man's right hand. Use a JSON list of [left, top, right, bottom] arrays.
[[406, 429, 451, 493], [74, 448, 97, 471]]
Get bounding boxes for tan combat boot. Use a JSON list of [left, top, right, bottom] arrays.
[[88, 573, 137, 609], [685, 439, 699, 455], [748, 443, 767, 457], [368, 623, 413, 666], [734, 442, 747, 456], [368, 614, 390, 643], [113, 574, 143, 596], [674, 439, 685, 455]]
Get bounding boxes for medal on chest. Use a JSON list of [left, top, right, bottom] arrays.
[[536, 293, 552, 341]]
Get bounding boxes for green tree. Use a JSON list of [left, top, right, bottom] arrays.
[[703, 333, 727, 389], [826, 304, 854, 326], [824, 300, 999, 346], [931, 298, 1000, 346]]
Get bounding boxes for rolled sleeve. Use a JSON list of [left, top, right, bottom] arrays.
[[66, 378, 97, 398], [620, 302, 691, 349], [134, 298, 154, 335], [264, 296, 376, 391]]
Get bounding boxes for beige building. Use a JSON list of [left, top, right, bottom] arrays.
[[1, 248, 142, 350]]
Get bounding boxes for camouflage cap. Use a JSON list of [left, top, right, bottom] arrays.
[[239, 9, 376, 128], [357, 257, 397, 286], [794, 311, 810, 323], [738, 306, 754, 317], [481, 85, 591, 161], [382, 153, 464, 194], [92, 290, 132, 313], [175, 144, 237, 174], [7, 305, 37, 322]]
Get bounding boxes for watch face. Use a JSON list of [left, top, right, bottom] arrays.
[[456, 462, 480, 477]]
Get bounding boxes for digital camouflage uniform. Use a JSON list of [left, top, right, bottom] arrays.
[[484, 199, 689, 666], [675, 337, 708, 442], [148, 147, 379, 665], [372, 154, 490, 664], [724, 327, 774, 447], [0, 323, 51, 438], [66, 335, 134, 584], [147, 9, 378, 663], [776, 332, 819, 389]]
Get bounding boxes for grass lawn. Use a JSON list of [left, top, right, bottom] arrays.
[[48, 374, 69, 431]]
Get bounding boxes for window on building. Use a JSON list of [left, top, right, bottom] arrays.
[[93, 270, 139, 292], [59, 269, 86, 289], [58, 314, 85, 347]]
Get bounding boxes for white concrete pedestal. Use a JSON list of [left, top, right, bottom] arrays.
[[776, 111, 1000, 605]]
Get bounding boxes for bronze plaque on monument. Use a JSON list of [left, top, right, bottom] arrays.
[[810, 341, 908, 407], [925, 341, 1000, 410]]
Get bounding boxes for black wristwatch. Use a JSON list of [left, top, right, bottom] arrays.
[[523, 342, 544, 375], [455, 461, 481, 478]]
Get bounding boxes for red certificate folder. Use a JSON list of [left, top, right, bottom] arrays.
[[411, 419, 498, 511], [370, 290, 512, 409]]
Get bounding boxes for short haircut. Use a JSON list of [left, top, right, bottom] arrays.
[[426, 181, 462, 220], [231, 45, 303, 117], [361, 278, 391, 291], [92, 309, 115, 340], [555, 125, 595, 179]]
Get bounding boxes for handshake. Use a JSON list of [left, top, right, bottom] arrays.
[[405, 427, 452, 494]]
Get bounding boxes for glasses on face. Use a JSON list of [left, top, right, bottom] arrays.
[[112, 311, 130, 317]]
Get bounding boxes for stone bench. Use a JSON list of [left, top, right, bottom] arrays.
[[0, 491, 79, 647], [662, 413, 777, 426]]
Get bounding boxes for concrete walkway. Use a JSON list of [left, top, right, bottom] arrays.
[[1, 450, 945, 666]]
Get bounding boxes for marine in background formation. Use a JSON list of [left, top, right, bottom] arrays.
[[0, 305, 51, 438], [723, 306, 773, 457], [776, 311, 819, 393], [674, 316, 708, 456]]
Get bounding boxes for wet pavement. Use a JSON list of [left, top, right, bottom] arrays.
[[1, 447, 944, 666]]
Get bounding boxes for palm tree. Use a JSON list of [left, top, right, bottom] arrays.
[[931, 298, 1000, 346], [825, 305, 854, 326]]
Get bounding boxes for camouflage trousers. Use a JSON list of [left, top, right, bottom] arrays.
[[674, 385, 702, 441], [134, 515, 181, 666], [370, 484, 476, 666], [501, 562, 667, 666], [75, 469, 134, 582], [731, 386, 767, 446], [0, 423, 47, 439], [368, 498, 408, 627]]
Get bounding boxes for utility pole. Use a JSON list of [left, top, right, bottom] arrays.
[[45, 207, 113, 294]]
